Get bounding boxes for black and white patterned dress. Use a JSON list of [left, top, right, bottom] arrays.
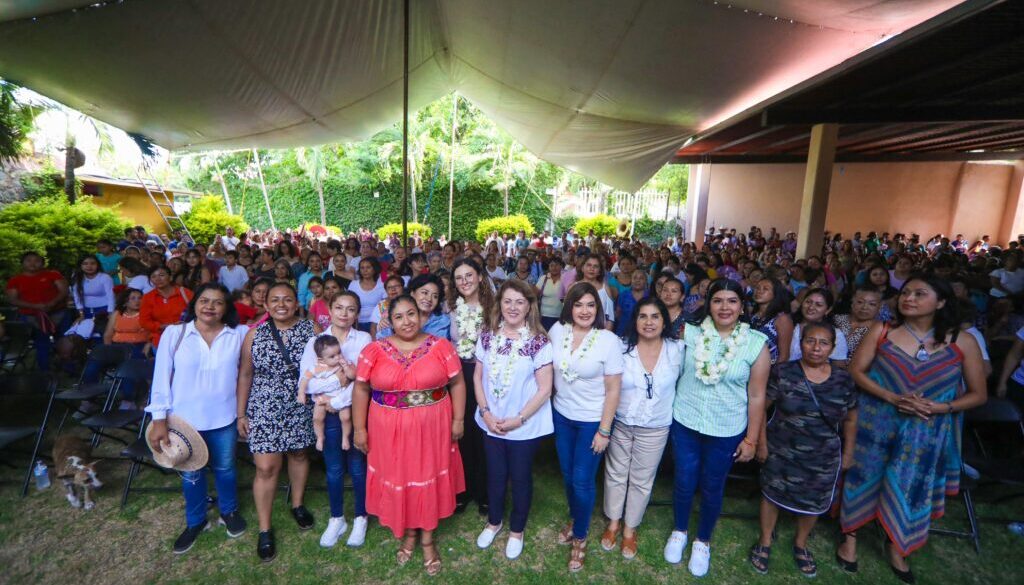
[[246, 319, 317, 453]]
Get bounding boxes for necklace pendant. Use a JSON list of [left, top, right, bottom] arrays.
[[915, 345, 929, 361]]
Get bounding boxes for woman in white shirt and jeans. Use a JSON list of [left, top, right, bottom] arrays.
[[146, 283, 250, 554], [472, 279, 553, 560], [549, 282, 624, 572], [601, 298, 683, 559]]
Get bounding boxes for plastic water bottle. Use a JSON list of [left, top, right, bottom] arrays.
[[33, 460, 50, 491]]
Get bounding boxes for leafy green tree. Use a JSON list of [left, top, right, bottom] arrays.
[[0, 79, 39, 167], [181, 195, 250, 245], [475, 215, 535, 242], [575, 214, 619, 238]]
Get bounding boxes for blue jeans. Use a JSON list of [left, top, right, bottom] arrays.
[[670, 421, 744, 542], [81, 343, 146, 399], [323, 414, 366, 518], [181, 422, 239, 528], [484, 434, 542, 533], [553, 409, 604, 539]]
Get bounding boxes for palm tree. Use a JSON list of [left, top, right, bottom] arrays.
[[0, 79, 39, 168], [463, 124, 539, 215], [296, 146, 329, 225]]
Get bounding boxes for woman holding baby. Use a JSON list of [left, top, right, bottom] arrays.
[[299, 290, 372, 548]]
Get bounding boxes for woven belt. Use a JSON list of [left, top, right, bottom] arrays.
[[371, 388, 447, 409]]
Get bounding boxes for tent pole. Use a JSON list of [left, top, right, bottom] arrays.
[[253, 148, 276, 231], [448, 93, 458, 240], [213, 155, 234, 215], [401, 0, 410, 252]]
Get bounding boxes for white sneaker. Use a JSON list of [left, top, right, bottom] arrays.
[[319, 516, 348, 548], [476, 523, 502, 549], [688, 541, 711, 577], [505, 534, 524, 559], [664, 530, 688, 564], [346, 516, 368, 547]]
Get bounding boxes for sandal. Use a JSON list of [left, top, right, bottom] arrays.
[[749, 544, 771, 574], [621, 532, 638, 560], [422, 540, 442, 577], [557, 522, 574, 545], [793, 546, 817, 578], [397, 530, 417, 566], [600, 525, 620, 551], [569, 538, 587, 572], [835, 532, 857, 573]]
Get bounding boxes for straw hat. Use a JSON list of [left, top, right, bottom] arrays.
[[145, 414, 208, 472]]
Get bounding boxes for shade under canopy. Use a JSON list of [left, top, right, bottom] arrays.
[[0, 0, 970, 190]]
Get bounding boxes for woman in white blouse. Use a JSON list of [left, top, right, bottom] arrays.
[[472, 279, 553, 560], [601, 298, 683, 559], [299, 290, 372, 549], [549, 282, 624, 572], [146, 283, 250, 554]]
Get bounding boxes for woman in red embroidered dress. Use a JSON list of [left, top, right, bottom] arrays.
[[353, 293, 466, 576]]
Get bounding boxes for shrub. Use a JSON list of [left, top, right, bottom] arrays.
[[474, 214, 535, 243], [0, 196, 130, 278], [574, 214, 619, 238], [18, 162, 71, 201], [553, 214, 578, 236], [0, 225, 47, 283], [633, 215, 679, 243], [377, 222, 432, 240], [181, 195, 250, 245]]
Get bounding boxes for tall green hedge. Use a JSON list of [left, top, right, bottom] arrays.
[[475, 215, 535, 242]]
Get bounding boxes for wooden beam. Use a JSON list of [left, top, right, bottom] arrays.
[[796, 124, 838, 259]]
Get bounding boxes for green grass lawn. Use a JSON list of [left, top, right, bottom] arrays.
[[1, 419, 1023, 584]]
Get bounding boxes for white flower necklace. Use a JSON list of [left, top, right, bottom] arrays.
[[559, 325, 599, 384], [454, 297, 484, 360], [487, 322, 531, 398], [694, 317, 749, 385]]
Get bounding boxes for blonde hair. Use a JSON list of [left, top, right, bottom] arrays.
[[489, 279, 544, 337]]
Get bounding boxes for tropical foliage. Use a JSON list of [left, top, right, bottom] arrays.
[[180, 196, 249, 246], [574, 214, 619, 238], [0, 197, 129, 279], [474, 214, 535, 243], [376, 222, 432, 240]]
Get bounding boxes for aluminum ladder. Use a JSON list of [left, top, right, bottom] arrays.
[[135, 165, 192, 240]]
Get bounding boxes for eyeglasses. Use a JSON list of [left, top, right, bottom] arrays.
[[643, 372, 654, 400]]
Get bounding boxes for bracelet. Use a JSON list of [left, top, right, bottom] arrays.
[[597, 427, 612, 437], [742, 437, 756, 448], [480, 406, 490, 414], [947, 403, 954, 414], [517, 412, 528, 425]]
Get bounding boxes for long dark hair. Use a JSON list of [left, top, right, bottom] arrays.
[[183, 283, 239, 327], [71, 254, 102, 306], [559, 282, 607, 330], [893, 273, 961, 343], [115, 287, 143, 314], [407, 273, 445, 316], [754, 277, 791, 322], [793, 287, 836, 325], [691, 277, 748, 325], [182, 249, 206, 289], [623, 297, 671, 354]]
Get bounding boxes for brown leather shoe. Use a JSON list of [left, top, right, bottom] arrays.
[[569, 538, 587, 572], [621, 532, 638, 560], [600, 526, 620, 551], [557, 522, 574, 545]]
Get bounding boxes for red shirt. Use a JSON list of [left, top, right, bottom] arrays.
[[5, 270, 66, 315], [235, 302, 257, 323]]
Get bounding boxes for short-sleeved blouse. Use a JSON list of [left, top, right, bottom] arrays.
[[473, 329, 553, 440], [549, 322, 624, 422], [357, 335, 462, 392], [617, 338, 683, 428], [673, 322, 767, 437]]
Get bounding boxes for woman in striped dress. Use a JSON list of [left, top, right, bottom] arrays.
[[837, 275, 986, 583]]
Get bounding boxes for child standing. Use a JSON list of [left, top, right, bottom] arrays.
[[297, 336, 352, 451]]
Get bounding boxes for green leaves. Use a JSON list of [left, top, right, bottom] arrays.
[[474, 215, 535, 243], [180, 196, 249, 246], [574, 214, 619, 238], [376, 222, 432, 240]]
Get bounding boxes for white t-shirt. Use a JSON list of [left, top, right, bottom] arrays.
[[549, 322, 624, 422], [990, 268, 1024, 298], [964, 326, 990, 362], [790, 323, 849, 362], [598, 286, 615, 324], [487, 266, 507, 282], [126, 274, 154, 294], [218, 264, 249, 293], [473, 330, 554, 440], [616, 338, 683, 428], [221, 235, 240, 251], [299, 328, 372, 410], [348, 280, 386, 323]]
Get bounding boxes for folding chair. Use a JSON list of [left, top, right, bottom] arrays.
[[0, 372, 57, 496], [80, 359, 153, 447], [119, 425, 178, 509], [929, 466, 981, 553], [0, 321, 34, 373], [963, 398, 1024, 504], [51, 344, 132, 435]]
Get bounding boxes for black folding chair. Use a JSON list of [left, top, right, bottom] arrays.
[[0, 321, 35, 373], [51, 344, 132, 435], [963, 398, 1024, 503], [80, 359, 153, 447], [929, 465, 981, 553], [0, 372, 57, 496]]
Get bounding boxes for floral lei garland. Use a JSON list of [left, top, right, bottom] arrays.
[[559, 326, 598, 384], [694, 317, 749, 385], [487, 322, 531, 399], [454, 297, 483, 359]]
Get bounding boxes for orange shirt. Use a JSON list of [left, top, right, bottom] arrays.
[[140, 286, 193, 346], [111, 311, 150, 344]]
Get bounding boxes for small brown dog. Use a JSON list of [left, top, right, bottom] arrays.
[[52, 436, 102, 510]]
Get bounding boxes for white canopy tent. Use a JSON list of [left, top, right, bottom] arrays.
[[0, 0, 971, 191]]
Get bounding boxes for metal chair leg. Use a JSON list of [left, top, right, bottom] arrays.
[[121, 460, 140, 509], [964, 489, 981, 554], [21, 381, 55, 497]]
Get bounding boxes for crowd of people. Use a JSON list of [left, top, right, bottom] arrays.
[[4, 220, 1021, 580]]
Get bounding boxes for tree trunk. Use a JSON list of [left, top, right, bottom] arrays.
[[252, 148, 276, 231], [64, 134, 76, 203], [317, 182, 326, 226], [213, 157, 234, 214], [410, 155, 419, 223]]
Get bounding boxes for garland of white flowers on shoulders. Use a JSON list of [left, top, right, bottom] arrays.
[[454, 297, 484, 360], [694, 317, 750, 385], [559, 326, 599, 384], [487, 322, 531, 398]]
